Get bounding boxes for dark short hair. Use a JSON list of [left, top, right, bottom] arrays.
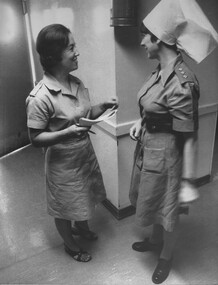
[[140, 22, 177, 51], [36, 24, 71, 71], [140, 23, 158, 43]]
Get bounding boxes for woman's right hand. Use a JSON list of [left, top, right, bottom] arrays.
[[29, 124, 91, 147], [67, 124, 90, 137], [130, 119, 142, 141]]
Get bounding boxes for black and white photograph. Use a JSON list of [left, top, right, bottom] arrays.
[[0, 0, 218, 284]]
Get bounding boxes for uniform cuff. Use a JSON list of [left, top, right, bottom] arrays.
[[27, 120, 47, 129], [172, 119, 196, 132]]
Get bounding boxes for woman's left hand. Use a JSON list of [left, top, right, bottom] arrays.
[[90, 97, 119, 120], [101, 97, 119, 111], [178, 180, 199, 204]]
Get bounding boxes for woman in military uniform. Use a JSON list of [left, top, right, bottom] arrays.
[[26, 24, 118, 262], [129, 0, 218, 283]]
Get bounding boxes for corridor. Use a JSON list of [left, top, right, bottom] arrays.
[[0, 144, 218, 285]]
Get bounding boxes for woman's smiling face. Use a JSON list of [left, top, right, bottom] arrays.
[[60, 33, 80, 72], [140, 32, 160, 60]]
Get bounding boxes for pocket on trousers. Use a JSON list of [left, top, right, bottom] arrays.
[[136, 156, 143, 170], [142, 147, 165, 174], [134, 142, 143, 170]]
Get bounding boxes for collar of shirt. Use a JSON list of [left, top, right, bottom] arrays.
[[154, 53, 183, 86], [137, 53, 184, 104], [42, 72, 80, 97]]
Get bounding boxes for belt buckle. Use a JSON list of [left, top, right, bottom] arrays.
[[151, 124, 157, 132], [147, 123, 157, 133]]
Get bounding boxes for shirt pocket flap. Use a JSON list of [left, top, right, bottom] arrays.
[[142, 147, 165, 173]]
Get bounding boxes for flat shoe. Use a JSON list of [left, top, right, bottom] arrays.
[[64, 244, 92, 262], [152, 258, 172, 284], [72, 224, 98, 241], [132, 238, 163, 252]]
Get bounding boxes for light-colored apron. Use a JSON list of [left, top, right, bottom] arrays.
[[45, 135, 106, 221]]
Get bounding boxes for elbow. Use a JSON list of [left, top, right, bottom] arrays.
[[30, 139, 41, 148], [29, 136, 43, 148], [28, 129, 44, 148]]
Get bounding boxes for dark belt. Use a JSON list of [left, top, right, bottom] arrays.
[[145, 119, 173, 133]]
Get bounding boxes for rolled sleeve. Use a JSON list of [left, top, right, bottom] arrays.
[[167, 82, 199, 132], [26, 96, 51, 130]]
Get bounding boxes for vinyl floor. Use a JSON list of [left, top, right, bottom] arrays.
[[0, 144, 218, 285]]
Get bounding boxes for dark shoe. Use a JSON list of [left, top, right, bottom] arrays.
[[64, 244, 92, 262], [132, 238, 163, 252], [152, 258, 172, 284], [72, 223, 98, 241]]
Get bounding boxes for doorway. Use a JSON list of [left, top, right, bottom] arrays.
[[0, 0, 33, 156]]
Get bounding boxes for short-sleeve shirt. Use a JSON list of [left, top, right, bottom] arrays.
[[26, 72, 91, 132], [137, 54, 199, 132]]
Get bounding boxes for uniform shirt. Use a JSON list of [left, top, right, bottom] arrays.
[[26, 72, 91, 132], [137, 54, 199, 132]]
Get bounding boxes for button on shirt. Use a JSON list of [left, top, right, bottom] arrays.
[[137, 54, 199, 132], [26, 73, 91, 132]]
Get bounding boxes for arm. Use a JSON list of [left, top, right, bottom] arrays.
[[28, 124, 90, 148], [90, 97, 118, 119], [166, 75, 199, 203], [182, 132, 197, 179], [179, 131, 199, 203]]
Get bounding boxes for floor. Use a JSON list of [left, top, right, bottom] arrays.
[[0, 142, 218, 285]]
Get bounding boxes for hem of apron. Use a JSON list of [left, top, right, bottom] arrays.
[[46, 199, 106, 221], [47, 210, 95, 221]]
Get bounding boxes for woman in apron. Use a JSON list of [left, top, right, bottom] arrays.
[[26, 24, 118, 262], [129, 0, 218, 283]]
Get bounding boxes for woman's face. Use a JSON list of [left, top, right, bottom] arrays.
[[60, 33, 79, 72], [140, 33, 159, 59]]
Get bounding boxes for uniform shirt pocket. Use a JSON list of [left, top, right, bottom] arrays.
[[142, 147, 165, 174]]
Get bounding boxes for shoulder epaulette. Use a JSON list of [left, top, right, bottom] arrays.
[[175, 63, 195, 85], [29, 80, 43, 97]]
